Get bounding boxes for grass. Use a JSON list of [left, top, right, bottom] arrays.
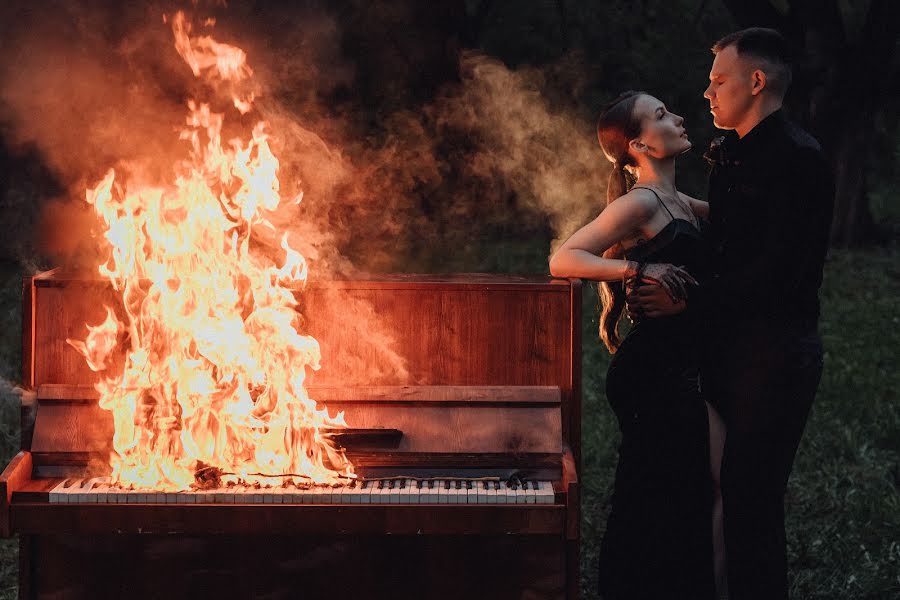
[[0, 246, 897, 598]]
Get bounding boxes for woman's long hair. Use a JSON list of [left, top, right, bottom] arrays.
[[596, 91, 645, 353]]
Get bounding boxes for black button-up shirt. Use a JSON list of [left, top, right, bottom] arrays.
[[702, 109, 834, 330]]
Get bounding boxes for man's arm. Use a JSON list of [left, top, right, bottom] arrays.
[[628, 148, 833, 319], [700, 148, 832, 315]]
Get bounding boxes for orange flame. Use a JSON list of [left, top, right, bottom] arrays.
[[66, 11, 352, 491]]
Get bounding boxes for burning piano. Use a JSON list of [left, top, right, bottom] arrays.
[[0, 11, 582, 599]]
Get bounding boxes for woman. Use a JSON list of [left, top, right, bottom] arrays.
[[549, 91, 727, 599]]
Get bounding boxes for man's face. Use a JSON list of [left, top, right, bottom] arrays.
[[703, 45, 755, 131]]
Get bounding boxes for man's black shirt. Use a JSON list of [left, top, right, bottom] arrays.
[[702, 109, 834, 330]]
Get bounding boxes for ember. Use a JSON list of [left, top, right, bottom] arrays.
[[65, 11, 353, 492]]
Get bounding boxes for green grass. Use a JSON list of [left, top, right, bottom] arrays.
[[0, 247, 897, 598]]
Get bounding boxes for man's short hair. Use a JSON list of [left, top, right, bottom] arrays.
[[713, 27, 793, 97]]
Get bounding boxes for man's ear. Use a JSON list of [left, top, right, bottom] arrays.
[[751, 69, 767, 96]]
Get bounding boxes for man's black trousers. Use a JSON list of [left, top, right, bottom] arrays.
[[703, 320, 823, 600]]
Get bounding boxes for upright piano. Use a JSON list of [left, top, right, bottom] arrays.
[[1, 271, 582, 599]]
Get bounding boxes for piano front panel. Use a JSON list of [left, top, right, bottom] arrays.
[[26, 534, 567, 599], [29, 276, 574, 390]]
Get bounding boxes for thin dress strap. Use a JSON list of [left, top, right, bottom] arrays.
[[632, 185, 676, 222]]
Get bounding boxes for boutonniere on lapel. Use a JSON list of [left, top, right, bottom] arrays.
[[703, 136, 726, 166]]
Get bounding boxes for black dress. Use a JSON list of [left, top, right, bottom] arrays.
[[597, 187, 716, 600]]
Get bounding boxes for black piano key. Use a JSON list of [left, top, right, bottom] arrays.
[[416, 480, 423, 489], [444, 480, 451, 490], [454, 480, 462, 490], [482, 481, 489, 490], [387, 480, 395, 489], [360, 480, 368, 489], [399, 479, 405, 489], [465, 480, 472, 490], [378, 480, 385, 489], [427, 480, 434, 489], [494, 481, 501, 490]]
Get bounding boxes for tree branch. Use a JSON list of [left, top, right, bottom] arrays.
[[720, 0, 789, 31], [859, 0, 900, 64], [788, 0, 845, 46]]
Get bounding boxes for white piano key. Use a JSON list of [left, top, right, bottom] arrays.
[[379, 481, 393, 504], [330, 484, 344, 504], [524, 482, 536, 504], [372, 481, 387, 504], [350, 480, 372, 504], [466, 482, 478, 504], [297, 485, 312, 504], [93, 483, 109, 503], [429, 481, 442, 503], [448, 481, 460, 504], [486, 482, 497, 504], [404, 479, 417, 504], [445, 481, 457, 504], [499, 483, 514, 504], [388, 481, 401, 505], [343, 482, 357, 504], [437, 481, 448, 504], [514, 483, 527, 504], [475, 481, 487, 504], [273, 486, 286, 504], [107, 486, 124, 504], [69, 479, 88, 504], [536, 481, 555, 504], [357, 481, 370, 504], [413, 481, 424, 503], [356, 481, 371, 504], [310, 484, 323, 503], [49, 479, 70, 504]]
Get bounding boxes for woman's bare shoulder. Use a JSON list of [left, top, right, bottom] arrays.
[[614, 188, 658, 219], [677, 190, 701, 203]]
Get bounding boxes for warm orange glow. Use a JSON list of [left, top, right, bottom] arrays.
[[66, 11, 352, 491]]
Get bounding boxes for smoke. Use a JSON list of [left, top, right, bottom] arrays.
[[430, 52, 607, 254], [0, 1, 609, 384]]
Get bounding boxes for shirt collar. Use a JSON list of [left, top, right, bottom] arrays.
[[724, 109, 787, 158]]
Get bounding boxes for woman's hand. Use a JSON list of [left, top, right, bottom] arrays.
[[637, 263, 697, 302]]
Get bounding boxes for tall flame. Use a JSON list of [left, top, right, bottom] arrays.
[[67, 11, 352, 491]]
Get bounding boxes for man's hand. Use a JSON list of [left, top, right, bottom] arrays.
[[626, 283, 688, 319]]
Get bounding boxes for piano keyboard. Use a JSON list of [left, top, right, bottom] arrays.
[[48, 477, 556, 505]]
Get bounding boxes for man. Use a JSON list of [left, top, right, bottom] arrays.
[[628, 28, 834, 599]]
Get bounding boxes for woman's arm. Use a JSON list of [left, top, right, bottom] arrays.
[[678, 192, 709, 219], [548, 190, 656, 281]]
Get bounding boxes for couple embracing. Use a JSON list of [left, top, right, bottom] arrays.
[[550, 28, 833, 600]]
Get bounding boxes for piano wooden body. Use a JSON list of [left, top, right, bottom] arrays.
[[1, 271, 582, 599]]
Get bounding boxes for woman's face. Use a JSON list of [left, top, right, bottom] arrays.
[[630, 94, 691, 160]]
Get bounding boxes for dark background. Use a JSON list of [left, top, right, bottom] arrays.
[[0, 1, 897, 598]]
